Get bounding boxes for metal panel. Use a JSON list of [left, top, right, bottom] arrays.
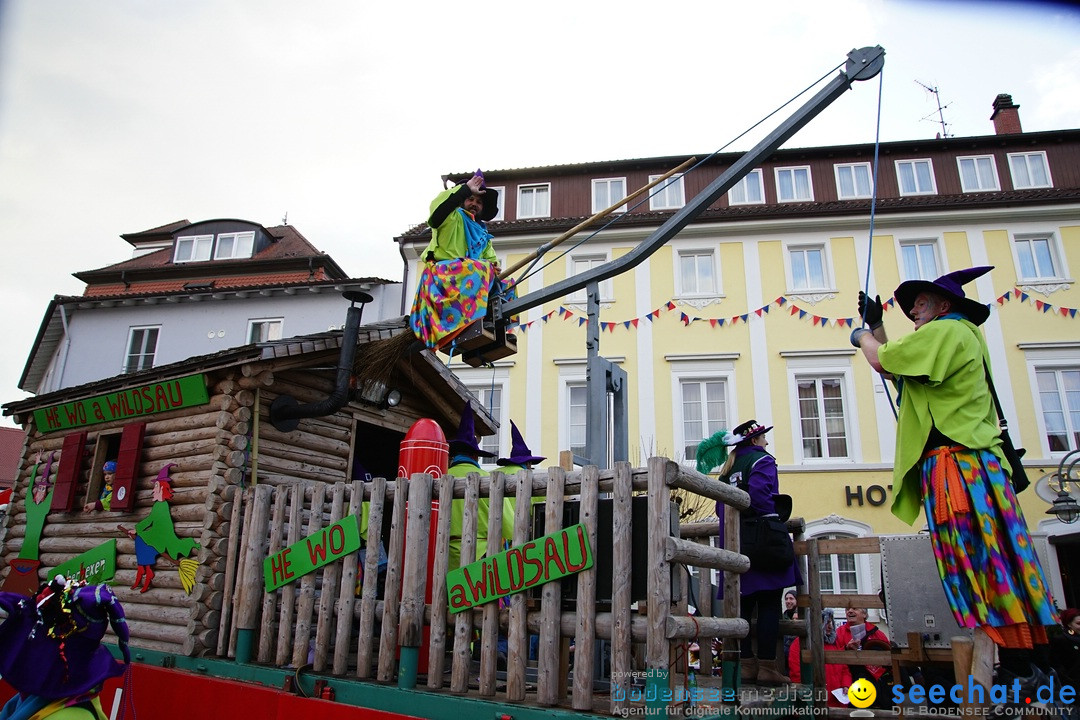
[[880, 534, 971, 648]]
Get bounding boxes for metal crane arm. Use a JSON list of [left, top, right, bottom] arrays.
[[493, 45, 884, 324]]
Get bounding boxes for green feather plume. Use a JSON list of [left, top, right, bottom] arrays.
[[696, 430, 731, 474]]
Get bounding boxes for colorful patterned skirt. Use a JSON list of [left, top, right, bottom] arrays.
[[409, 259, 515, 350], [920, 445, 1058, 648]]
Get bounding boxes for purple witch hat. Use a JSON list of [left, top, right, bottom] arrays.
[[894, 266, 993, 326], [448, 401, 496, 459], [497, 421, 546, 467], [0, 577, 130, 700]]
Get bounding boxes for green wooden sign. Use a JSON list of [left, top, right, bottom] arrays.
[[264, 516, 362, 592], [33, 374, 210, 432], [48, 539, 117, 585], [447, 523, 593, 613]]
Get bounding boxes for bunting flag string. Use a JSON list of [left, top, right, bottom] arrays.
[[506, 287, 1078, 334]]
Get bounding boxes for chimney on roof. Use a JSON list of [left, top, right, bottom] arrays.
[[991, 93, 1022, 135]]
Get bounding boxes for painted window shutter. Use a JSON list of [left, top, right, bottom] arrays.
[[53, 431, 88, 512], [111, 422, 147, 512]]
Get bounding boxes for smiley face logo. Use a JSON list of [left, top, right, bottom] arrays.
[[848, 678, 876, 708]]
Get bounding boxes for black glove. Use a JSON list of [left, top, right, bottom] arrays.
[[858, 291, 883, 328]]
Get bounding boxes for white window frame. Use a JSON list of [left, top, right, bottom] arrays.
[[517, 183, 551, 219], [894, 158, 938, 196], [728, 169, 765, 205], [649, 173, 685, 211], [486, 185, 505, 222], [1008, 151, 1053, 190], [556, 361, 588, 462], [783, 240, 835, 298], [567, 253, 614, 306], [1035, 367, 1080, 456], [592, 177, 628, 214], [784, 353, 858, 464], [123, 325, 160, 373], [173, 234, 213, 263], [834, 162, 873, 200], [214, 231, 255, 260], [897, 238, 943, 282], [1011, 232, 1071, 286], [675, 248, 721, 303], [247, 318, 283, 343], [802, 517, 879, 620], [956, 155, 1001, 193], [668, 357, 736, 468], [775, 166, 814, 202], [1022, 342, 1080, 458]]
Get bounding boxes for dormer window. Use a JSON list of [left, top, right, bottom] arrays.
[[174, 231, 256, 263], [174, 235, 213, 263], [214, 232, 255, 260]]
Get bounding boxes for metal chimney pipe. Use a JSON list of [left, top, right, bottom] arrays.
[[268, 290, 372, 432]]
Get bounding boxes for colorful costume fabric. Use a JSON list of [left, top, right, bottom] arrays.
[[410, 258, 498, 350], [878, 315, 1056, 646]]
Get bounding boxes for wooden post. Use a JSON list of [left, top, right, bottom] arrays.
[[398, 472, 433, 689], [696, 537, 714, 678], [645, 456, 672, 715], [377, 476, 409, 682], [217, 484, 247, 656], [537, 466, 566, 706], [427, 474, 456, 688], [292, 482, 326, 669], [357, 477, 386, 679], [332, 480, 364, 675], [571, 464, 599, 710], [275, 484, 303, 666], [722, 503, 741, 694], [313, 482, 346, 671], [235, 483, 273, 663], [806, 538, 826, 703], [257, 487, 288, 663], [450, 473, 481, 694], [506, 468, 533, 701], [610, 461, 633, 717], [478, 471, 506, 696]]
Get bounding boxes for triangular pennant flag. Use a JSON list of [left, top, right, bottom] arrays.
[[798, 310, 807, 319], [790, 305, 800, 316], [578, 317, 586, 326], [997, 296, 1006, 305], [755, 308, 764, 317], [652, 309, 661, 318], [1021, 292, 1029, 302], [717, 318, 725, 326], [1070, 309, 1078, 318], [762, 305, 770, 314], [740, 314, 749, 323], [631, 318, 639, 328], [731, 316, 740, 325], [709, 318, 718, 328], [1014, 288, 1022, 298], [666, 301, 677, 310], [623, 320, 631, 330], [812, 316, 821, 326], [1036, 300, 1045, 311], [1042, 303, 1053, 313], [1061, 308, 1070, 318], [776, 297, 787, 306]]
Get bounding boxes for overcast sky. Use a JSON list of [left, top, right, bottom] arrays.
[[1, 0, 1078, 427]]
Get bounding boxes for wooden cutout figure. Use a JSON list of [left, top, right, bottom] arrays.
[[119, 464, 200, 594], [1, 452, 55, 595]]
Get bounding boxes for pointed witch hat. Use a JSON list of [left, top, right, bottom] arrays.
[[497, 421, 546, 466], [894, 265, 993, 326], [448, 401, 496, 458]]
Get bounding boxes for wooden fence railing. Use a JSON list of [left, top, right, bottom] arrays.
[[215, 457, 752, 715]]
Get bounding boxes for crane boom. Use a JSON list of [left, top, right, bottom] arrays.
[[492, 45, 884, 325]]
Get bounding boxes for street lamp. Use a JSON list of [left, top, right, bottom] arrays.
[[1045, 449, 1080, 524]]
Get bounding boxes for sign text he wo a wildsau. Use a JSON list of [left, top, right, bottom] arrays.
[[447, 523, 593, 613]]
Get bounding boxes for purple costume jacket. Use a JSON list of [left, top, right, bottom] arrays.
[[715, 445, 800, 596]]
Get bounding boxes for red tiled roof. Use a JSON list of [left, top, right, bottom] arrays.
[[83, 270, 329, 297], [0, 426, 24, 487]]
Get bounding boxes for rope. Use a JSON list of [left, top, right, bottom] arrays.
[[857, 68, 899, 420], [512, 61, 846, 289]]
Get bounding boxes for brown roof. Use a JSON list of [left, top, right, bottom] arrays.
[[83, 270, 333, 297]]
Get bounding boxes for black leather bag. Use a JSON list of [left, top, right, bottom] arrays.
[[740, 514, 795, 572], [998, 424, 1030, 494]]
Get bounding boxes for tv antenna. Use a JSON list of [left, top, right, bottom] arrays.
[[915, 80, 952, 138]]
